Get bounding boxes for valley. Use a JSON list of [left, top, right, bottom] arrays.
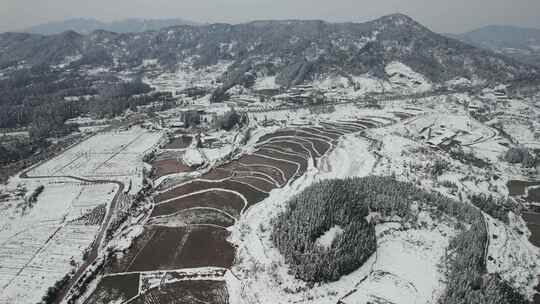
[[0, 13, 539, 304]]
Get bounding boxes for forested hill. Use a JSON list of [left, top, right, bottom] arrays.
[[1, 13, 537, 88], [1, 13, 538, 138], [23, 18, 199, 35], [447, 25, 540, 67]]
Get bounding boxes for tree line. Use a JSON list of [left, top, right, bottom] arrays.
[[271, 176, 529, 303]]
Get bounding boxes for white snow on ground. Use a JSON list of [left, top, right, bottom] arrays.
[[311, 74, 394, 100], [385, 61, 432, 93], [226, 91, 540, 304], [351, 75, 393, 95], [139, 267, 227, 291], [313, 75, 350, 90], [52, 55, 82, 69], [0, 180, 117, 304], [405, 112, 489, 144], [315, 226, 344, 249], [0, 126, 162, 303], [143, 60, 233, 93], [318, 134, 377, 178], [228, 130, 454, 304], [445, 77, 472, 88], [182, 147, 205, 167], [0, 225, 99, 304], [253, 76, 279, 90], [341, 221, 454, 304], [28, 126, 163, 194], [248, 101, 398, 126], [485, 213, 540, 298], [400, 109, 507, 163]]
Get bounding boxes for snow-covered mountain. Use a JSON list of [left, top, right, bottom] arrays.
[[447, 25, 540, 67], [22, 17, 199, 35], [0, 14, 539, 102]]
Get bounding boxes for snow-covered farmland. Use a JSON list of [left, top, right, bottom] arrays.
[[0, 180, 117, 304], [143, 60, 233, 94], [229, 131, 455, 304], [225, 93, 539, 303], [0, 126, 162, 303], [28, 126, 163, 194]]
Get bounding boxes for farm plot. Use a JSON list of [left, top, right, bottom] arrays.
[[257, 132, 333, 156], [131, 280, 228, 304], [221, 161, 285, 185], [28, 126, 163, 194], [156, 180, 267, 208], [151, 190, 244, 219], [88, 115, 408, 303], [107, 225, 235, 273], [264, 140, 316, 159], [507, 180, 540, 197], [148, 208, 236, 228], [0, 181, 117, 303], [84, 273, 140, 304], [0, 224, 99, 304], [151, 158, 195, 179], [239, 154, 300, 181]]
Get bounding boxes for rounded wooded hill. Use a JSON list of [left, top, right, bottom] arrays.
[[270, 176, 480, 283]]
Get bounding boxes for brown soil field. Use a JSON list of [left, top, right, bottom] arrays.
[[523, 212, 540, 247], [109, 226, 235, 273], [240, 154, 299, 181], [131, 280, 228, 304], [157, 179, 268, 207], [258, 130, 334, 146], [232, 176, 278, 193], [95, 120, 386, 304], [265, 137, 323, 158], [300, 127, 342, 140], [255, 148, 308, 176], [152, 158, 194, 179], [202, 168, 234, 180], [263, 141, 312, 159], [528, 187, 540, 202], [152, 190, 244, 218], [507, 180, 540, 196], [231, 164, 285, 185], [84, 273, 140, 304]]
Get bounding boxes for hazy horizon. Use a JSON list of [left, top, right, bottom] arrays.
[[2, 0, 540, 34]]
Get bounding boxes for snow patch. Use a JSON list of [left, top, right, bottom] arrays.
[[385, 61, 432, 93], [315, 225, 344, 249]]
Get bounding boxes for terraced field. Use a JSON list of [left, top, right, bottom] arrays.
[[507, 179, 540, 303], [86, 116, 403, 303]]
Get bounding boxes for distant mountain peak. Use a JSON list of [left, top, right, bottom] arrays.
[[379, 13, 415, 21], [448, 24, 540, 67], [22, 17, 199, 35], [1, 14, 536, 87]]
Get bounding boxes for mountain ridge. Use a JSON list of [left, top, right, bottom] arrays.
[[22, 17, 200, 35], [1, 14, 537, 93], [447, 24, 540, 67]]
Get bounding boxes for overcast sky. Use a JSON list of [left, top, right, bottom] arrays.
[[1, 0, 540, 33]]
